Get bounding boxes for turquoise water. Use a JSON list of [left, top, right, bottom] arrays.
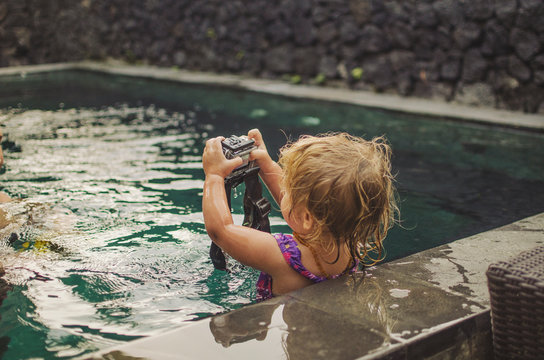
[[0, 70, 543, 359]]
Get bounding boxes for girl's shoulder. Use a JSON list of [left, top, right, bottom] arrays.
[[279, 233, 360, 280], [273, 233, 300, 257], [273, 233, 304, 266]]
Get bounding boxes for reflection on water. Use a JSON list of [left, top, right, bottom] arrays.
[[0, 105, 282, 359]]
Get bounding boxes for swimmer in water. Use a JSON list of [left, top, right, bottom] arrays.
[[0, 127, 72, 252]]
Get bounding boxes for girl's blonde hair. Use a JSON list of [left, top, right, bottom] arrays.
[[278, 133, 397, 265]]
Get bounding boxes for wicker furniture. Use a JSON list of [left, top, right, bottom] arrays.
[[487, 245, 544, 360]]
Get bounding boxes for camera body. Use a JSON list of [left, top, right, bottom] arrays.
[[222, 135, 256, 162], [222, 135, 257, 173]]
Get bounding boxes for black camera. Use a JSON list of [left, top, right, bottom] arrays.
[[221, 135, 257, 178], [222, 135, 257, 163]]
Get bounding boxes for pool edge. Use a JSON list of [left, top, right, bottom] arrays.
[[82, 212, 544, 360], [1, 61, 543, 131]]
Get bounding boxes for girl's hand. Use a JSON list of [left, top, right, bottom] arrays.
[[203, 137, 244, 178], [248, 129, 272, 165]]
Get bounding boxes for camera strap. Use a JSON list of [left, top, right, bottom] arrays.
[[210, 166, 271, 271]]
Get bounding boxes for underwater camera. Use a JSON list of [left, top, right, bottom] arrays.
[[209, 135, 271, 271], [221, 135, 257, 182]]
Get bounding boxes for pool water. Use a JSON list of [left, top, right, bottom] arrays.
[[0, 70, 543, 359]]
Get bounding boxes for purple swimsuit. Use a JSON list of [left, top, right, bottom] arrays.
[[256, 233, 359, 301]]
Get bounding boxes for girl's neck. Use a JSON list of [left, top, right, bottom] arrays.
[[293, 232, 350, 279]]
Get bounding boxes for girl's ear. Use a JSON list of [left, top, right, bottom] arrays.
[[300, 208, 315, 233]]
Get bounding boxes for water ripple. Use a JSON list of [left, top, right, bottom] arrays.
[[0, 105, 265, 359]]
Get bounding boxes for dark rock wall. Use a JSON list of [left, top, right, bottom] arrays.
[[1, 0, 543, 113]]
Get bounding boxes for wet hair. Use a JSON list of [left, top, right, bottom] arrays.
[[278, 133, 398, 265]]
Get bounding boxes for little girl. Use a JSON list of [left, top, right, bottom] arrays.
[[202, 129, 396, 301]]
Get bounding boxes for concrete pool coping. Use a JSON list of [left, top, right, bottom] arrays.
[[2, 62, 543, 358], [0, 61, 543, 130], [83, 213, 544, 360]]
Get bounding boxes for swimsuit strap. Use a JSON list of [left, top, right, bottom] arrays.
[[274, 233, 359, 283], [257, 233, 360, 302], [274, 233, 328, 283]]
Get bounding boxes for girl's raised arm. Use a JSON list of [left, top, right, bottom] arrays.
[[202, 137, 284, 274], [247, 129, 284, 206]]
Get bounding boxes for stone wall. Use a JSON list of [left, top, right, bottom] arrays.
[[1, 0, 543, 113]]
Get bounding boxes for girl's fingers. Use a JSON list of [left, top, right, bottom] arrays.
[[248, 149, 266, 161], [248, 128, 260, 138], [206, 137, 223, 153], [248, 129, 267, 152], [228, 156, 244, 169], [248, 129, 262, 143]]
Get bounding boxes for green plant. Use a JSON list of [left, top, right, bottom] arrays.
[[314, 73, 326, 85], [125, 50, 137, 64], [206, 28, 216, 40], [351, 67, 363, 80], [290, 74, 302, 84], [236, 51, 245, 60]]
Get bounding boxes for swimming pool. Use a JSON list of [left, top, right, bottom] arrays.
[[0, 70, 543, 359]]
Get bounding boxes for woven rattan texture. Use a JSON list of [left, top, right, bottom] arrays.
[[487, 245, 544, 360]]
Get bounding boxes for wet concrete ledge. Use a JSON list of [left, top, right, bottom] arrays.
[[1, 61, 543, 131], [83, 213, 544, 360]]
